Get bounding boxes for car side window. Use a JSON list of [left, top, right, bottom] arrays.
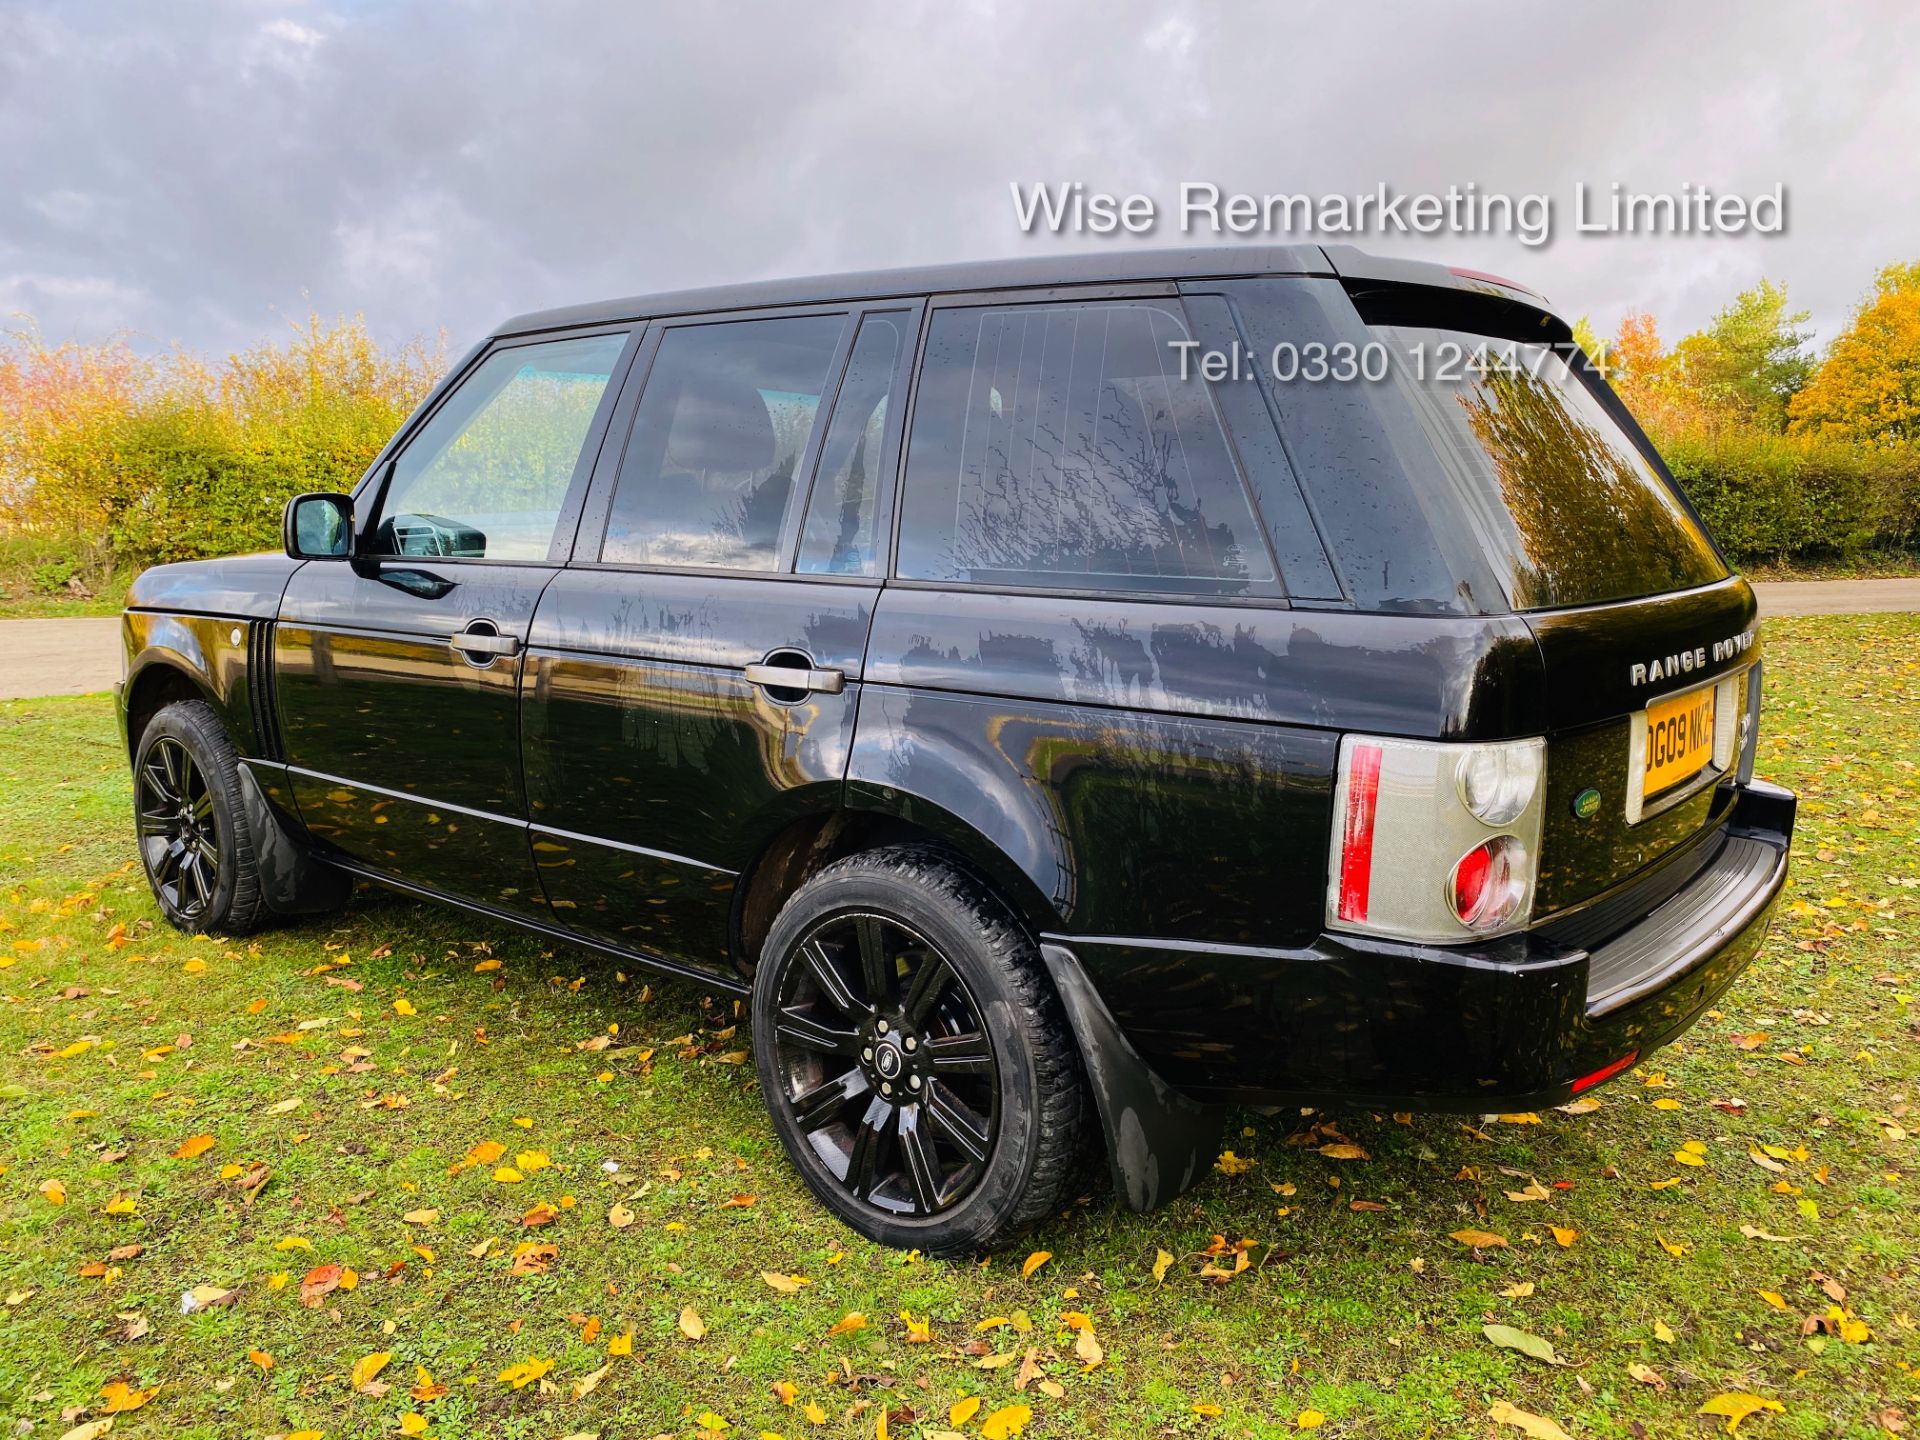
[[796, 311, 907, 577], [601, 314, 848, 571], [372, 333, 628, 560], [896, 301, 1279, 596]]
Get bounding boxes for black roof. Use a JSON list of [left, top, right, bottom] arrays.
[[493, 244, 1553, 337]]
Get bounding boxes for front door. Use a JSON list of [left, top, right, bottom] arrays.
[[522, 303, 919, 975], [276, 327, 636, 913]]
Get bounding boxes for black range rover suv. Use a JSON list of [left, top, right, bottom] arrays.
[[117, 245, 1794, 1253]]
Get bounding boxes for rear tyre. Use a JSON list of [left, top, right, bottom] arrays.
[[133, 699, 267, 935], [752, 846, 1086, 1256]]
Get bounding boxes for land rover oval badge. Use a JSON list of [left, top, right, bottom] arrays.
[[1572, 787, 1602, 820]]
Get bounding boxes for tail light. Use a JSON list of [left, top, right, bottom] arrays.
[[1447, 834, 1530, 931], [1328, 735, 1546, 943], [1335, 744, 1383, 922]]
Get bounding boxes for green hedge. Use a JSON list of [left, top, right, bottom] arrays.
[[1654, 426, 1920, 564]]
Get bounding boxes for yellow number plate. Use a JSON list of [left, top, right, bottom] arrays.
[[1643, 685, 1716, 798]]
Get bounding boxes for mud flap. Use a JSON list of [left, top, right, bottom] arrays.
[[236, 763, 353, 916], [1040, 941, 1227, 1212]]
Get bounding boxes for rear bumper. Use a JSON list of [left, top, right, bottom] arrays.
[[1058, 779, 1793, 1112]]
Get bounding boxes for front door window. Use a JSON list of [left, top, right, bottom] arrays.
[[373, 333, 629, 561]]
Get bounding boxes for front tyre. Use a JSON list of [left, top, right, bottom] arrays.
[[133, 699, 267, 935], [752, 847, 1086, 1256]]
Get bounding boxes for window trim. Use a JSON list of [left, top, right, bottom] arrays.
[[887, 287, 1294, 605], [568, 300, 915, 582], [787, 300, 926, 578], [353, 322, 642, 569]]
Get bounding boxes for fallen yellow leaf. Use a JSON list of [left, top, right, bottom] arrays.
[[99, 1381, 160, 1413], [981, 1404, 1033, 1440], [497, 1356, 553, 1389], [761, 1272, 810, 1294], [1152, 1248, 1174, 1282], [350, 1351, 391, 1391], [393, 997, 417, 1016], [1297, 1412, 1326, 1431], [1449, 1229, 1509, 1249], [678, 1305, 706, 1339], [828, 1311, 868, 1336], [1549, 1226, 1578, 1248], [1020, 1250, 1051, 1279], [1698, 1392, 1784, 1434], [1488, 1399, 1573, 1440], [951, 1396, 982, 1426], [172, 1135, 216, 1160]]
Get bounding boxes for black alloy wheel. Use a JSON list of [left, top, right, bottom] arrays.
[[131, 698, 269, 935], [137, 734, 221, 921], [752, 847, 1087, 1255], [769, 911, 1000, 1217]]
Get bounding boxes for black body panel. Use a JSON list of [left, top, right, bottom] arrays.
[[125, 552, 303, 620], [522, 568, 875, 975], [274, 559, 554, 916]]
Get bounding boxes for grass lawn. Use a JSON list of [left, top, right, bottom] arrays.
[[1, 613, 1915, 1440]]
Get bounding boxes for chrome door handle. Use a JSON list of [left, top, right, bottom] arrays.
[[744, 662, 845, 695], [449, 630, 522, 658]]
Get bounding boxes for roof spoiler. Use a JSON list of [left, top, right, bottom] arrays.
[[1318, 244, 1553, 309]]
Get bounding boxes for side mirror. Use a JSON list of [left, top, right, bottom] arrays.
[[284, 492, 356, 560]]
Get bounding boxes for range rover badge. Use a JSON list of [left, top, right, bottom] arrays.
[[1572, 788, 1602, 820]]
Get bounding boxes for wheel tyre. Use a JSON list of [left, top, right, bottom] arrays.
[[752, 846, 1086, 1256], [133, 699, 268, 935]]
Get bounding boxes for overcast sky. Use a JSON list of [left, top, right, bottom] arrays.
[[4, 1, 1917, 361]]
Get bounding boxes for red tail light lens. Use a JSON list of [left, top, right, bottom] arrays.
[[1451, 843, 1492, 919], [1336, 743, 1382, 922], [1446, 835, 1528, 931]]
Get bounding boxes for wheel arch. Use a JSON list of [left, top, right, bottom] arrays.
[[123, 653, 219, 759], [729, 802, 1063, 979]]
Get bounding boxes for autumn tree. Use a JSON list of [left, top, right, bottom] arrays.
[[1671, 279, 1812, 432], [1787, 262, 1920, 448]]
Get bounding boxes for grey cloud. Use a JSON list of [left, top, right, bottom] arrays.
[[3, 1, 1917, 356]]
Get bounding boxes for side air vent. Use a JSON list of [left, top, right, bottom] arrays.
[[247, 620, 284, 760]]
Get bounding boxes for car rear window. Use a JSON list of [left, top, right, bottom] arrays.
[[1358, 298, 1728, 612]]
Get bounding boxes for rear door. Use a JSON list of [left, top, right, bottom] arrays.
[[522, 302, 920, 976], [276, 327, 636, 913]]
